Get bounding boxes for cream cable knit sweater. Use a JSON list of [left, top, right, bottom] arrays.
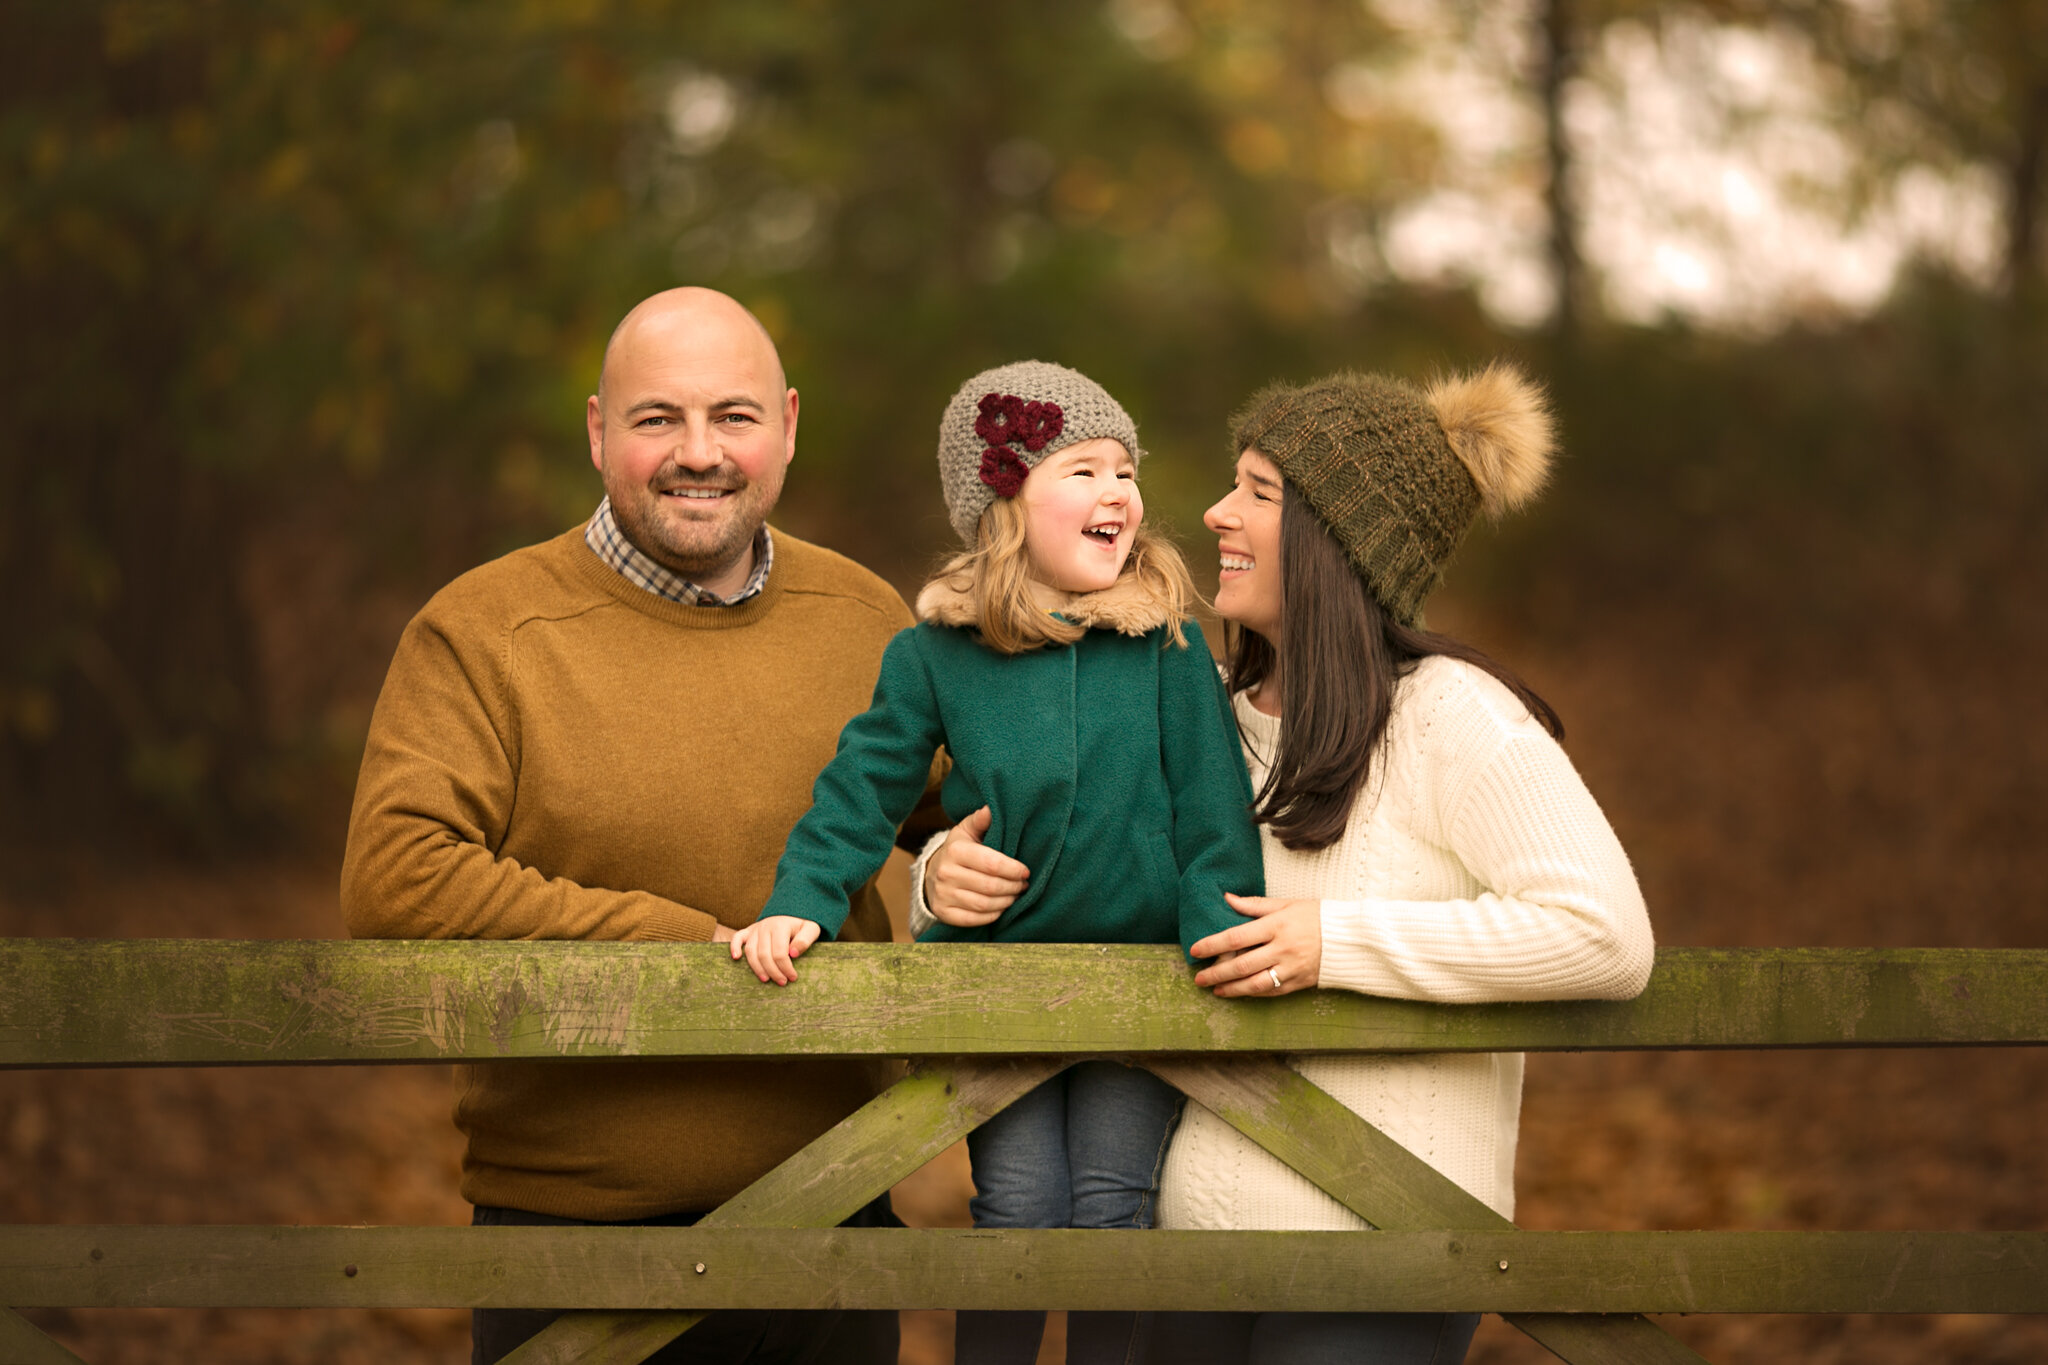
[[909, 653, 1653, 1226], [1162, 655, 1652, 1228]]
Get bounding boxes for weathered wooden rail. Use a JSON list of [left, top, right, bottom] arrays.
[[3, 942, 2045, 1365]]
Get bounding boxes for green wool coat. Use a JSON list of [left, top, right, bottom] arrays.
[[762, 583, 1264, 960]]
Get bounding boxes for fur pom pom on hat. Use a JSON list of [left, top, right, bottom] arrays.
[[1230, 363, 1553, 625], [937, 360, 1145, 545]]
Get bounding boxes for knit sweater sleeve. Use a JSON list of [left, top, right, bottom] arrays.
[[1317, 665, 1654, 1003], [905, 828, 948, 940], [1158, 622, 1267, 958], [340, 604, 715, 943], [761, 627, 945, 937]]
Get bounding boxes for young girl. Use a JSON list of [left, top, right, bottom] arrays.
[[731, 359, 1264, 1365]]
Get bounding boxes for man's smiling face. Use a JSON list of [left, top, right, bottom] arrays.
[[586, 288, 798, 596]]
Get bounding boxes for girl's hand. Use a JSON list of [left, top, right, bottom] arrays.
[[926, 806, 1030, 928], [1190, 895, 1323, 997], [730, 915, 823, 985]]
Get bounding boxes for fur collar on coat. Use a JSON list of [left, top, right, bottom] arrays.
[[914, 570, 1179, 638]]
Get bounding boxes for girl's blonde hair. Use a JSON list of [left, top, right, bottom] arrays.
[[923, 496, 1198, 656]]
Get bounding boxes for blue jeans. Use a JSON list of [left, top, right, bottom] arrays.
[[1147, 1310, 1480, 1364], [957, 1060, 1184, 1365]]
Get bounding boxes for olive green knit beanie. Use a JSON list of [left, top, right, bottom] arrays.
[[1231, 364, 1555, 625]]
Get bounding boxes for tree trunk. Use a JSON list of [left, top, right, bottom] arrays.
[[2006, 76, 2048, 301], [1535, 0, 1584, 338]]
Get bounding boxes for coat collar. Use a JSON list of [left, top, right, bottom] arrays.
[[916, 569, 1178, 637]]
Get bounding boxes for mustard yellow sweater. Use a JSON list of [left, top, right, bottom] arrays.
[[342, 525, 923, 1219]]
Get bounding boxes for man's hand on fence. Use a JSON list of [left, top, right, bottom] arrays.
[[1191, 894, 1323, 997], [730, 915, 823, 985], [926, 805, 1028, 928]]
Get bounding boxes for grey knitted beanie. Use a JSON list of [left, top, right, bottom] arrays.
[[937, 360, 1145, 545]]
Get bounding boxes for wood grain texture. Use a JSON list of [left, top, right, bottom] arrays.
[[1149, 1057, 1712, 1365], [4, 1226, 2041, 1314], [4, 942, 2045, 1068], [496, 1057, 1063, 1365]]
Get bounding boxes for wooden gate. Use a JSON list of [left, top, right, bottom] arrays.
[[3, 940, 2045, 1363]]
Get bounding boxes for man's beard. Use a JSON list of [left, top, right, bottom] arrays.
[[608, 464, 775, 581]]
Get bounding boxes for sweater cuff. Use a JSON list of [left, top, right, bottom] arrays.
[[638, 902, 726, 943], [1317, 899, 1389, 995], [906, 829, 948, 939]]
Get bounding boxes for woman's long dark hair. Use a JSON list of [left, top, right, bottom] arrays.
[[1229, 486, 1563, 852]]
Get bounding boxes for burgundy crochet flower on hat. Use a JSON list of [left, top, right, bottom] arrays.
[[974, 392, 1063, 497], [978, 446, 1030, 497]]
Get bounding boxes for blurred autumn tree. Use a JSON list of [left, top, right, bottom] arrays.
[[1793, 0, 2048, 298], [0, 0, 1383, 844], [2, 0, 2043, 850]]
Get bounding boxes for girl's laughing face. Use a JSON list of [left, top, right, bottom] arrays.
[[1018, 438, 1142, 594]]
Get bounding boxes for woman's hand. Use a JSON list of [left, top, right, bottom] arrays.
[[925, 805, 1030, 928], [1190, 894, 1323, 997], [729, 914, 823, 985]]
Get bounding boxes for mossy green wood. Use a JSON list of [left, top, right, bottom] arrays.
[[4, 943, 2047, 1068], [496, 1056, 1066, 1365], [1148, 1058, 1713, 1365], [5, 1226, 2046, 1313], [0, 1307, 88, 1365], [7, 950, 2047, 1365], [511, 1056, 1710, 1365]]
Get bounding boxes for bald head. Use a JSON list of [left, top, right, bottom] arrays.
[[596, 287, 785, 408], [585, 287, 801, 596]]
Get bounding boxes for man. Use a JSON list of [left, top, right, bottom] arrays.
[[341, 287, 932, 1363]]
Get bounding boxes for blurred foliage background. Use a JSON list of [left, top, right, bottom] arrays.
[[1, 0, 2044, 853]]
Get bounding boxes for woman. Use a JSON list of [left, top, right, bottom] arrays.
[[918, 364, 1655, 1363]]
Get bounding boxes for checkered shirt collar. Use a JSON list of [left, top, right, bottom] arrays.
[[584, 497, 774, 607]]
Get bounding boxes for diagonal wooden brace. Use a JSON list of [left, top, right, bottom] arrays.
[[0, 1307, 90, 1365], [1142, 1057, 1712, 1365], [499, 1056, 1066, 1365]]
